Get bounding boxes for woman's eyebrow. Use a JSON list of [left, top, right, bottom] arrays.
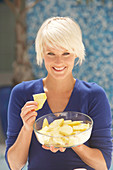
[[46, 50, 55, 53], [46, 48, 55, 52], [62, 52, 70, 54]]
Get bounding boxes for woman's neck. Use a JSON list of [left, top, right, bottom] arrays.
[[43, 74, 76, 93]]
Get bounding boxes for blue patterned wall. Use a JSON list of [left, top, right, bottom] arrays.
[[26, 0, 113, 131]]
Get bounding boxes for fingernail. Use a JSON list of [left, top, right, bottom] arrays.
[[77, 145, 81, 147], [34, 101, 38, 105], [50, 145, 53, 149]]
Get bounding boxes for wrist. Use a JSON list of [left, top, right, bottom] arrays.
[[23, 125, 33, 133], [72, 144, 84, 152]]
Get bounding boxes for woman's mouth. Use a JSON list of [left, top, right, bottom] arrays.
[[52, 67, 66, 72]]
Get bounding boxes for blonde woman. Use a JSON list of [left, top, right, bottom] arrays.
[[5, 17, 112, 170]]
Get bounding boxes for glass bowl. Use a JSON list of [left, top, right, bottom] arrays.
[[33, 111, 93, 148]]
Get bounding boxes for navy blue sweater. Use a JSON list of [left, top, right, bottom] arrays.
[[5, 79, 112, 170]]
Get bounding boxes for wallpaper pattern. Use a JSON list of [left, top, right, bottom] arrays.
[[26, 0, 113, 131]]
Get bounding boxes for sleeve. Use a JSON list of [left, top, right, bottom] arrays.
[[88, 84, 112, 169], [5, 82, 26, 168]]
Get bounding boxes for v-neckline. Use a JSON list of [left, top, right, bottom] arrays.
[[40, 78, 79, 113]]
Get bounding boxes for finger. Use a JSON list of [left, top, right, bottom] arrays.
[[22, 104, 38, 112], [22, 111, 37, 122], [50, 145, 59, 153], [42, 145, 50, 150], [77, 144, 82, 147], [21, 105, 38, 117], [42, 145, 59, 153], [24, 101, 38, 107], [59, 147, 66, 152], [21, 101, 38, 112]]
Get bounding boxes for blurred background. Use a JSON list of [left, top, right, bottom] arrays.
[[0, 0, 113, 169]]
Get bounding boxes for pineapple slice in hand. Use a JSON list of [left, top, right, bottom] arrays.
[[33, 93, 47, 111]]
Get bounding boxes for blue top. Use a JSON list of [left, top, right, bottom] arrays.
[[5, 78, 112, 170]]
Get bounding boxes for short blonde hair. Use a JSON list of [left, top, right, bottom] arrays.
[[35, 16, 85, 66]]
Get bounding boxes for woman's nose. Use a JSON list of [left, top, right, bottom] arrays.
[[55, 55, 62, 64]]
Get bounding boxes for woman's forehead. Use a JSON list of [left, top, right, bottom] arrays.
[[44, 45, 68, 52]]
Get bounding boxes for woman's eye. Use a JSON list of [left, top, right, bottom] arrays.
[[47, 52, 55, 55], [62, 52, 70, 55]]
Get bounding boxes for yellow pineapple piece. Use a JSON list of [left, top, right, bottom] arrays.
[[38, 126, 49, 134], [62, 136, 69, 144], [33, 93, 47, 110], [59, 125, 73, 136], [68, 121, 83, 126], [73, 123, 89, 131], [49, 118, 64, 128], [63, 120, 72, 125], [47, 127, 61, 137], [46, 126, 60, 134], [42, 118, 49, 128], [71, 131, 81, 135]]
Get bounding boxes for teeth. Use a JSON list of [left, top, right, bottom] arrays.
[[54, 67, 65, 71]]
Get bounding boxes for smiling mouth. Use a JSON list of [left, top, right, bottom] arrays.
[[53, 67, 66, 72]]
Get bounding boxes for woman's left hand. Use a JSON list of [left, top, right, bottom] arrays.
[[42, 145, 66, 153]]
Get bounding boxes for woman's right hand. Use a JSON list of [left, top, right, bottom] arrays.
[[20, 101, 38, 131]]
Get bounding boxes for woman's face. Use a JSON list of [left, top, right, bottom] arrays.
[[43, 45, 76, 80]]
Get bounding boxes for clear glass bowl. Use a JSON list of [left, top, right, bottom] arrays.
[[33, 111, 93, 148]]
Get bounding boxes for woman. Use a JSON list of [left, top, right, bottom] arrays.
[[5, 17, 112, 170]]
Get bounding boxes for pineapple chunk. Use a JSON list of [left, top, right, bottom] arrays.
[[42, 118, 49, 128], [33, 93, 47, 110], [73, 123, 89, 131], [68, 121, 83, 126], [59, 125, 73, 136], [63, 120, 72, 125], [49, 118, 64, 128], [47, 126, 60, 134], [38, 126, 49, 134]]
